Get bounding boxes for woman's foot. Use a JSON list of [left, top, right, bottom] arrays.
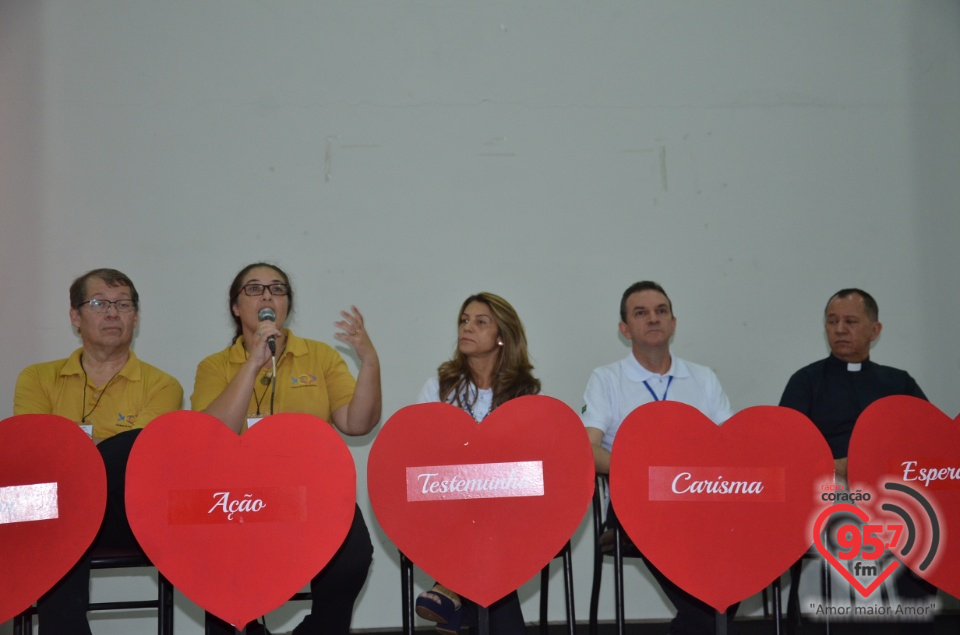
[[415, 584, 463, 634]]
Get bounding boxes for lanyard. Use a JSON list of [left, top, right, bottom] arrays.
[[643, 375, 673, 402]]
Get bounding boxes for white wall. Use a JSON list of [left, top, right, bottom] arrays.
[[1, 1, 958, 632]]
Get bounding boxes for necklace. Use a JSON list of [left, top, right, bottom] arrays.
[[253, 370, 273, 416], [464, 400, 493, 422], [462, 384, 495, 422], [244, 343, 281, 417], [80, 354, 124, 423]]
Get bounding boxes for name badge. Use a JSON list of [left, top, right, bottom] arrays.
[[246, 417, 263, 429], [79, 424, 93, 438]]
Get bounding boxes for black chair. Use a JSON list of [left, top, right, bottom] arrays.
[[588, 473, 636, 635], [785, 548, 832, 633], [538, 541, 576, 635], [13, 546, 174, 635], [400, 546, 576, 635], [588, 474, 784, 635]]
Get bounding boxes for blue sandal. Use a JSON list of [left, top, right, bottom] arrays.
[[415, 588, 463, 634]]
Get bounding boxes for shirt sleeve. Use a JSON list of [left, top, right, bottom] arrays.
[[322, 349, 356, 414], [706, 372, 734, 424], [191, 355, 231, 412], [416, 377, 440, 404], [13, 366, 53, 415], [778, 370, 812, 416], [133, 369, 184, 425], [905, 374, 927, 401], [581, 369, 614, 434]]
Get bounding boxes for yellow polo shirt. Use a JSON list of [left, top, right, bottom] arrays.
[[191, 330, 356, 423], [14, 348, 184, 439]]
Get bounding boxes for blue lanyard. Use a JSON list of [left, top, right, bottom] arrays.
[[643, 375, 673, 402]]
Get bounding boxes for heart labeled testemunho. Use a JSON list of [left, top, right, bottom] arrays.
[[368, 396, 595, 607]]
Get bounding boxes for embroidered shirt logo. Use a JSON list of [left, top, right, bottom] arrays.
[[290, 374, 317, 388], [117, 413, 136, 426]]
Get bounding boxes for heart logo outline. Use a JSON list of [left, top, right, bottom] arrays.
[[811, 503, 900, 597]]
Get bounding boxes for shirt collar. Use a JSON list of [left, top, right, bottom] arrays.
[[827, 353, 872, 372], [61, 347, 141, 381], [622, 352, 690, 382]]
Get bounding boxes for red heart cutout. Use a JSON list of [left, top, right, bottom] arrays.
[[367, 396, 594, 607], [610, 402, 834, 613], [0, 414, 107, 623], [811, 504, 901, 596], [125, 411, 356, 628], [848, 395, 960, 600]]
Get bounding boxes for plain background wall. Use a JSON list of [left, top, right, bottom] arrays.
[[2, 1, 958, 632]]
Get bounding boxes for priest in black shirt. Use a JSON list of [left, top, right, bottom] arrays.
[[780, 288, 925, 482], [780, 288, 936, 619]]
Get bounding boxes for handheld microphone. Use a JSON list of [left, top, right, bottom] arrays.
[[257, 307, 277, 355]]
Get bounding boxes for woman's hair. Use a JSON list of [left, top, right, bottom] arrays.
[[228, 262, 294, 342], [438, 292, 540, 410]]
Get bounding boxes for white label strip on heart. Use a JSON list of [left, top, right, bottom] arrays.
[[0, 482, 60, 524]]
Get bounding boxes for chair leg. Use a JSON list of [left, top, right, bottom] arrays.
[[16, 612, 33, 635], [613, 525, 625, 635], [400, 552, 415, 635], [879, 554, 890, 608], [589, 475, 607, 635], [589, 536, 602, 635], [787, 559, 802, 627], [773, 577, 782, 635], [715, 610, 727, 635], [561, 542, 576, 635], [847, 560, 858, 611], [821, 555, 831, 635], [159, 571, 174, 635], [540, 561, 550, 635], [478, 605, 491, 635]]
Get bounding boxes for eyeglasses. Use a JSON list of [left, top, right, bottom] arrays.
[[239, 283, 289, 297], [78, 299, 137, 313]]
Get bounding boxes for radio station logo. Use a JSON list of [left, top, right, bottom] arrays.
[[810, 479, 941, 620]]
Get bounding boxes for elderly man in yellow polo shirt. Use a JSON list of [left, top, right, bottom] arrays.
[[14, 267, 183, 635]]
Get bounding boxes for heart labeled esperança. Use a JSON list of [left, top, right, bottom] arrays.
[[848, 395, 960, 601]]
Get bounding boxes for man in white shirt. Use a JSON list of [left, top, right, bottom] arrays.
[[582, 281, 736, 635]]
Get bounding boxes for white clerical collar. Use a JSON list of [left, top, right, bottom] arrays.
[[847, 362, 862, 372]]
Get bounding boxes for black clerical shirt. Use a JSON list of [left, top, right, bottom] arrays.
[[779, 354, 926, 459]]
